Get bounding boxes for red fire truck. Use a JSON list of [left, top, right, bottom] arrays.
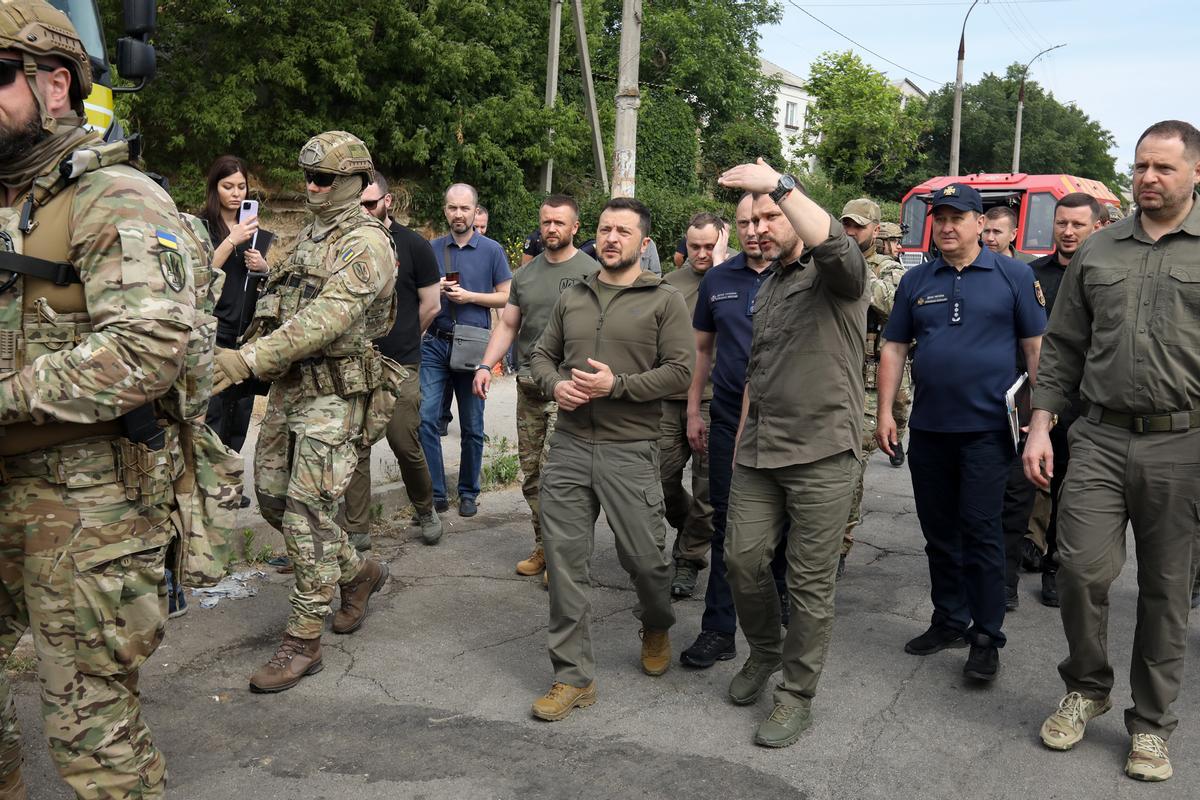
[[897, 173, 1121, 267]]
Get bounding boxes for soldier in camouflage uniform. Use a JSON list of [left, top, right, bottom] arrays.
[[0, 2, 199, 795], [838, 200, 906, 577], [877, 221, 912, 446], [213, 131, 395, 693]]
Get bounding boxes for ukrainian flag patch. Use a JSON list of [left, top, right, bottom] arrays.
[[156, 230, 179, 251], [341, 248, 356, 263]]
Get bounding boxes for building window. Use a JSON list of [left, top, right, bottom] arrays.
[[785, 101, 799, 129]]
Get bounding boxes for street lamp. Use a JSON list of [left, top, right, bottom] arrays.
[[1012, 43, 1066, 173], [948, 0, 980, 177]]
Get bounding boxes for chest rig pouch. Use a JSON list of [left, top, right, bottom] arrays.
[[248, 216, 396, 399]]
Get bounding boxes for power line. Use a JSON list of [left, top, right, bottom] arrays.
[[784, 1, 944, 86]]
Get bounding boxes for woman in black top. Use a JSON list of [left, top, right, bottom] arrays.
[[200, 155, 274, 455]]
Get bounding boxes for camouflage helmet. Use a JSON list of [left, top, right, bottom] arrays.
[[0, 0, 92, 113], [879, 221, 903, 240], [298, 130, 375, 181], [1106, 204, 1125, 222]]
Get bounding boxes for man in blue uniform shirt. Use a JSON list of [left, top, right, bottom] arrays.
[[875, 183, 1045, 682]]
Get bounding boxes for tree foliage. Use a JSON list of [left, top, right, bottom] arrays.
[[918, 64, 1125, 193], [799, 51, 928, 199], [101, 0, 784, 245]]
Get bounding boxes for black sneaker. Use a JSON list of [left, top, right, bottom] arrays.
[[680, 630, 736, 668], [459, 496, 477, 517], [1021, 539, 1043, 573], [836, 554, 847, 580], [963, 637, 999, 682], [1005, 585, 1019, 612], [434, 498, 450, 513], [1041, 571, 1059, 607], [904, 625, 967, 655]]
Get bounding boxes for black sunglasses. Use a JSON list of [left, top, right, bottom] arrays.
[[303, 170, 336, 188], [0, 58, 54, 88], [361, 196, 386, 210]]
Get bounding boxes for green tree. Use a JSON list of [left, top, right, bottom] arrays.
[[799, 51, 929, 198], [918, 65, 1125, 193]]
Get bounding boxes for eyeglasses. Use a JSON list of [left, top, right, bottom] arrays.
[[303, 170, 336, 188], [0, 58, 54, 89], [361, 196, 386, 210]]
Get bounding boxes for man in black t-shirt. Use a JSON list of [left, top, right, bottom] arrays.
[[343, 175, 444, 548]]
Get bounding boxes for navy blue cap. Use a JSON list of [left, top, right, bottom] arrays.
[[928, 183, 983, 213]]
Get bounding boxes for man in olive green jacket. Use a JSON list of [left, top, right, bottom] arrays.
[[527, 197, 694, 721]]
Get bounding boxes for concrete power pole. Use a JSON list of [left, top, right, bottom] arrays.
[[540, 0, 564, 193], [1012, 43, 1065, 174], [948, 0, 980, 177], [611, 0, 641, 198], [571, 0, 608, 195]]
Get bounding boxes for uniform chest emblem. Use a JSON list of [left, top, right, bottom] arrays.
[[156, 230, 185, 292]]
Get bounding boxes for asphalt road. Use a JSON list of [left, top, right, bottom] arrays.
[[11, 379, 1200, 799]]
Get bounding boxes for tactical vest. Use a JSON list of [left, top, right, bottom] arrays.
[[0, 138, 206, 457], [249, 213, 396, 398], [863, 251, 892, 391]]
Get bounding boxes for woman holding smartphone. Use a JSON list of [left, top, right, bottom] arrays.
[[199, 155, 275, 459]]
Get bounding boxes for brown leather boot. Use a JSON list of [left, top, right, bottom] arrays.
[[332, 558, 390, 634], [249, 635, 323, 693], [640, 628, 671, 676], [516, 547, 545, 576]]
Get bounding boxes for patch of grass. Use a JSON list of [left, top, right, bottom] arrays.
[[5, 653, 35, 677], [481, 435, 520, 490], [239, 528, 273, 564]]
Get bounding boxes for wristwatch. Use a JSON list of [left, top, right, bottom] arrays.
[[770, 173, 799, 204], [475, 364, 492, 372]]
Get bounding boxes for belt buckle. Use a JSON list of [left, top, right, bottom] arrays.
[[1134, 416, 1152, 433]]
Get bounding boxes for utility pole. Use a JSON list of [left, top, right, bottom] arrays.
[[571, 0, 609, 195], [611, 0, 641, 198], [540, 0, 564, 193], [1012, 43, 1066, 174], [948, 0, 980, 177]]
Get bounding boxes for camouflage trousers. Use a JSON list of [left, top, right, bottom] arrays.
[[894, 363, 913, 438], [255, 388, 365, 639], [516, 376, 557, 547], [0, 447, 172, 798], [843, 391, 881, 556], [658, 399, 713, 566]]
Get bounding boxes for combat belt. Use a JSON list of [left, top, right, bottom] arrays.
[[0, 135, 177, 500]]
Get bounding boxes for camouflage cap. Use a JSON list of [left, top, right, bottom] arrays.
[[1106, 204, 1125, 222], [878, 221, 903, 239], [840, 198, 881, 226], [298, 130, 375, 181], [0, 0, 92, 111]]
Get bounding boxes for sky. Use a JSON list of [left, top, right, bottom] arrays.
[[758, 0, 1200, 175]]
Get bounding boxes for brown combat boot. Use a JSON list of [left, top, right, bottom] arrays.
[[0, 766, 27, 800], [332, 558, 390, 634], [249, 635, 323, 693], [531, 681, 597, 721], [516, 547, 546, 576], [640, 628, 671, 676]]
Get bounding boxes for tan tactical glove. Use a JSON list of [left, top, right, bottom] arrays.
[[213, 348, 252, 395]]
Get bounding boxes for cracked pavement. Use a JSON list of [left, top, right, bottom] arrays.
[[11, 377, 1200, 798]]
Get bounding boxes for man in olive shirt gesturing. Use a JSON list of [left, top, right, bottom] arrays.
[[1024, 120, 1200, 783], [527, 198, 693, 721], [717, 160, 869, 748]]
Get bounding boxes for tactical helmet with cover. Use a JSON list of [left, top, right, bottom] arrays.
[[0, 0, 92, 120], [878, 221, 903, 240], [298, 130, 375, 182]]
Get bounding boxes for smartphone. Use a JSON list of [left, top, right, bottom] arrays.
[[239, 200, 259, 250]]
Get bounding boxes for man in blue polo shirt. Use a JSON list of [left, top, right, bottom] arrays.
[[680, 193, 788, 669], [422, 183, 512, 518], [875, 183, 1045, 682]]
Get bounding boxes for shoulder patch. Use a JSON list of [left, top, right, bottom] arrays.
[[341, 247, 357, 263], [352, 261, 371, 284], [157, 229, 186, 292], [1034, 279, 1046, 307]]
